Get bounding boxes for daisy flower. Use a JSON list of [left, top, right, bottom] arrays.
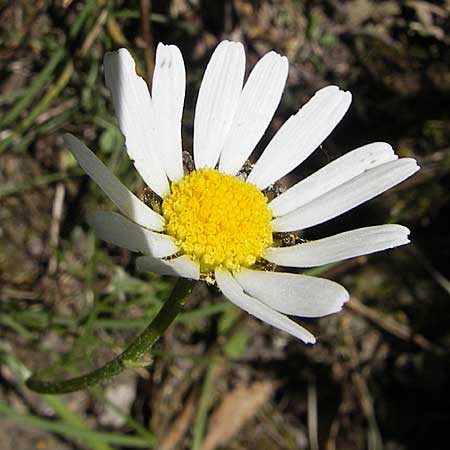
[[64, 41, 419, 344]]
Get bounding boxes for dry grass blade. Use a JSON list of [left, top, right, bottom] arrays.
[[200, 381, 275, 450], [158, 391, 196, 450], [47, 182, 65, 275], [307, 377, 319, 450], [342, 316, 383, 450]]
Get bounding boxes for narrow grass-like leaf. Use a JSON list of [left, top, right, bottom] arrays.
[[302, 262, 339, 276], [0, 48, 65, 130], [21, 62, 75, 130], [0, 315, 34, 338], [0, 402, 154, 448], [69, 0, 97, 38], [0, 170, 82, 198], [11, 303, 232, 332], [0, 350, 155, 449], [43, 396, 114, 450], [191, 361, 217, 450]]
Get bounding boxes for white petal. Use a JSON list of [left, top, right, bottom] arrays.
[[104, 49, 169, 197], [136, 255, 200, 279], [88, 212, 177, 257], [215, 268, 316, 343], [64, 134, 164, 232], [271, 158, 420, 232], [193, 41, 245, 170], [265, 224, 410, 267], [152, 43, 186, 182], [234, 268, 349, 318], [247, 86, 352, 189], [218, 51, 289, 175], [270, 142, 397, 217]]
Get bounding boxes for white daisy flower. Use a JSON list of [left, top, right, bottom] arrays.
[[64, 41, 419, 344]]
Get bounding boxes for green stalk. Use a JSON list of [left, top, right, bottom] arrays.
[[26, 278, 195, 394]]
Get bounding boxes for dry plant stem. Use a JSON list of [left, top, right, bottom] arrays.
[[307, 376, 319, 450], [140, 0, 154, 82], [346, 297, 436, 351], [26, 278, 196, 394]]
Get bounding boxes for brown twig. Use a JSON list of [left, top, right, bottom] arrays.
[[346, 297, 437, 352], [408, 244, 450, 296]]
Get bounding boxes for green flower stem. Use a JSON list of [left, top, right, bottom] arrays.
[[26, 278, 196, 394]]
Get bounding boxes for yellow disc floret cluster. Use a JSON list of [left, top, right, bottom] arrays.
[[162, 169, 273, 272]]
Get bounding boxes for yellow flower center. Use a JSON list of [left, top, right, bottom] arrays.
[[162, 169, 273, 272]]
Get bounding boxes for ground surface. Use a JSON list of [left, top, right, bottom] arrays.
[[1, 1, 450, 449]]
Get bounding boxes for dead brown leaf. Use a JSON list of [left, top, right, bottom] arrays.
[[200, 381, 275, 450], [158, 391, 196, 450]]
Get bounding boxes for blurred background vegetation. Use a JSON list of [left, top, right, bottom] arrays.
[[1, 0, 450, 449]]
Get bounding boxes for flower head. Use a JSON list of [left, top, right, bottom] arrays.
[[64, 41, 419, 344]]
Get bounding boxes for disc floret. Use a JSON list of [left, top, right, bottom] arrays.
[[162, 169, 273, 272]]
